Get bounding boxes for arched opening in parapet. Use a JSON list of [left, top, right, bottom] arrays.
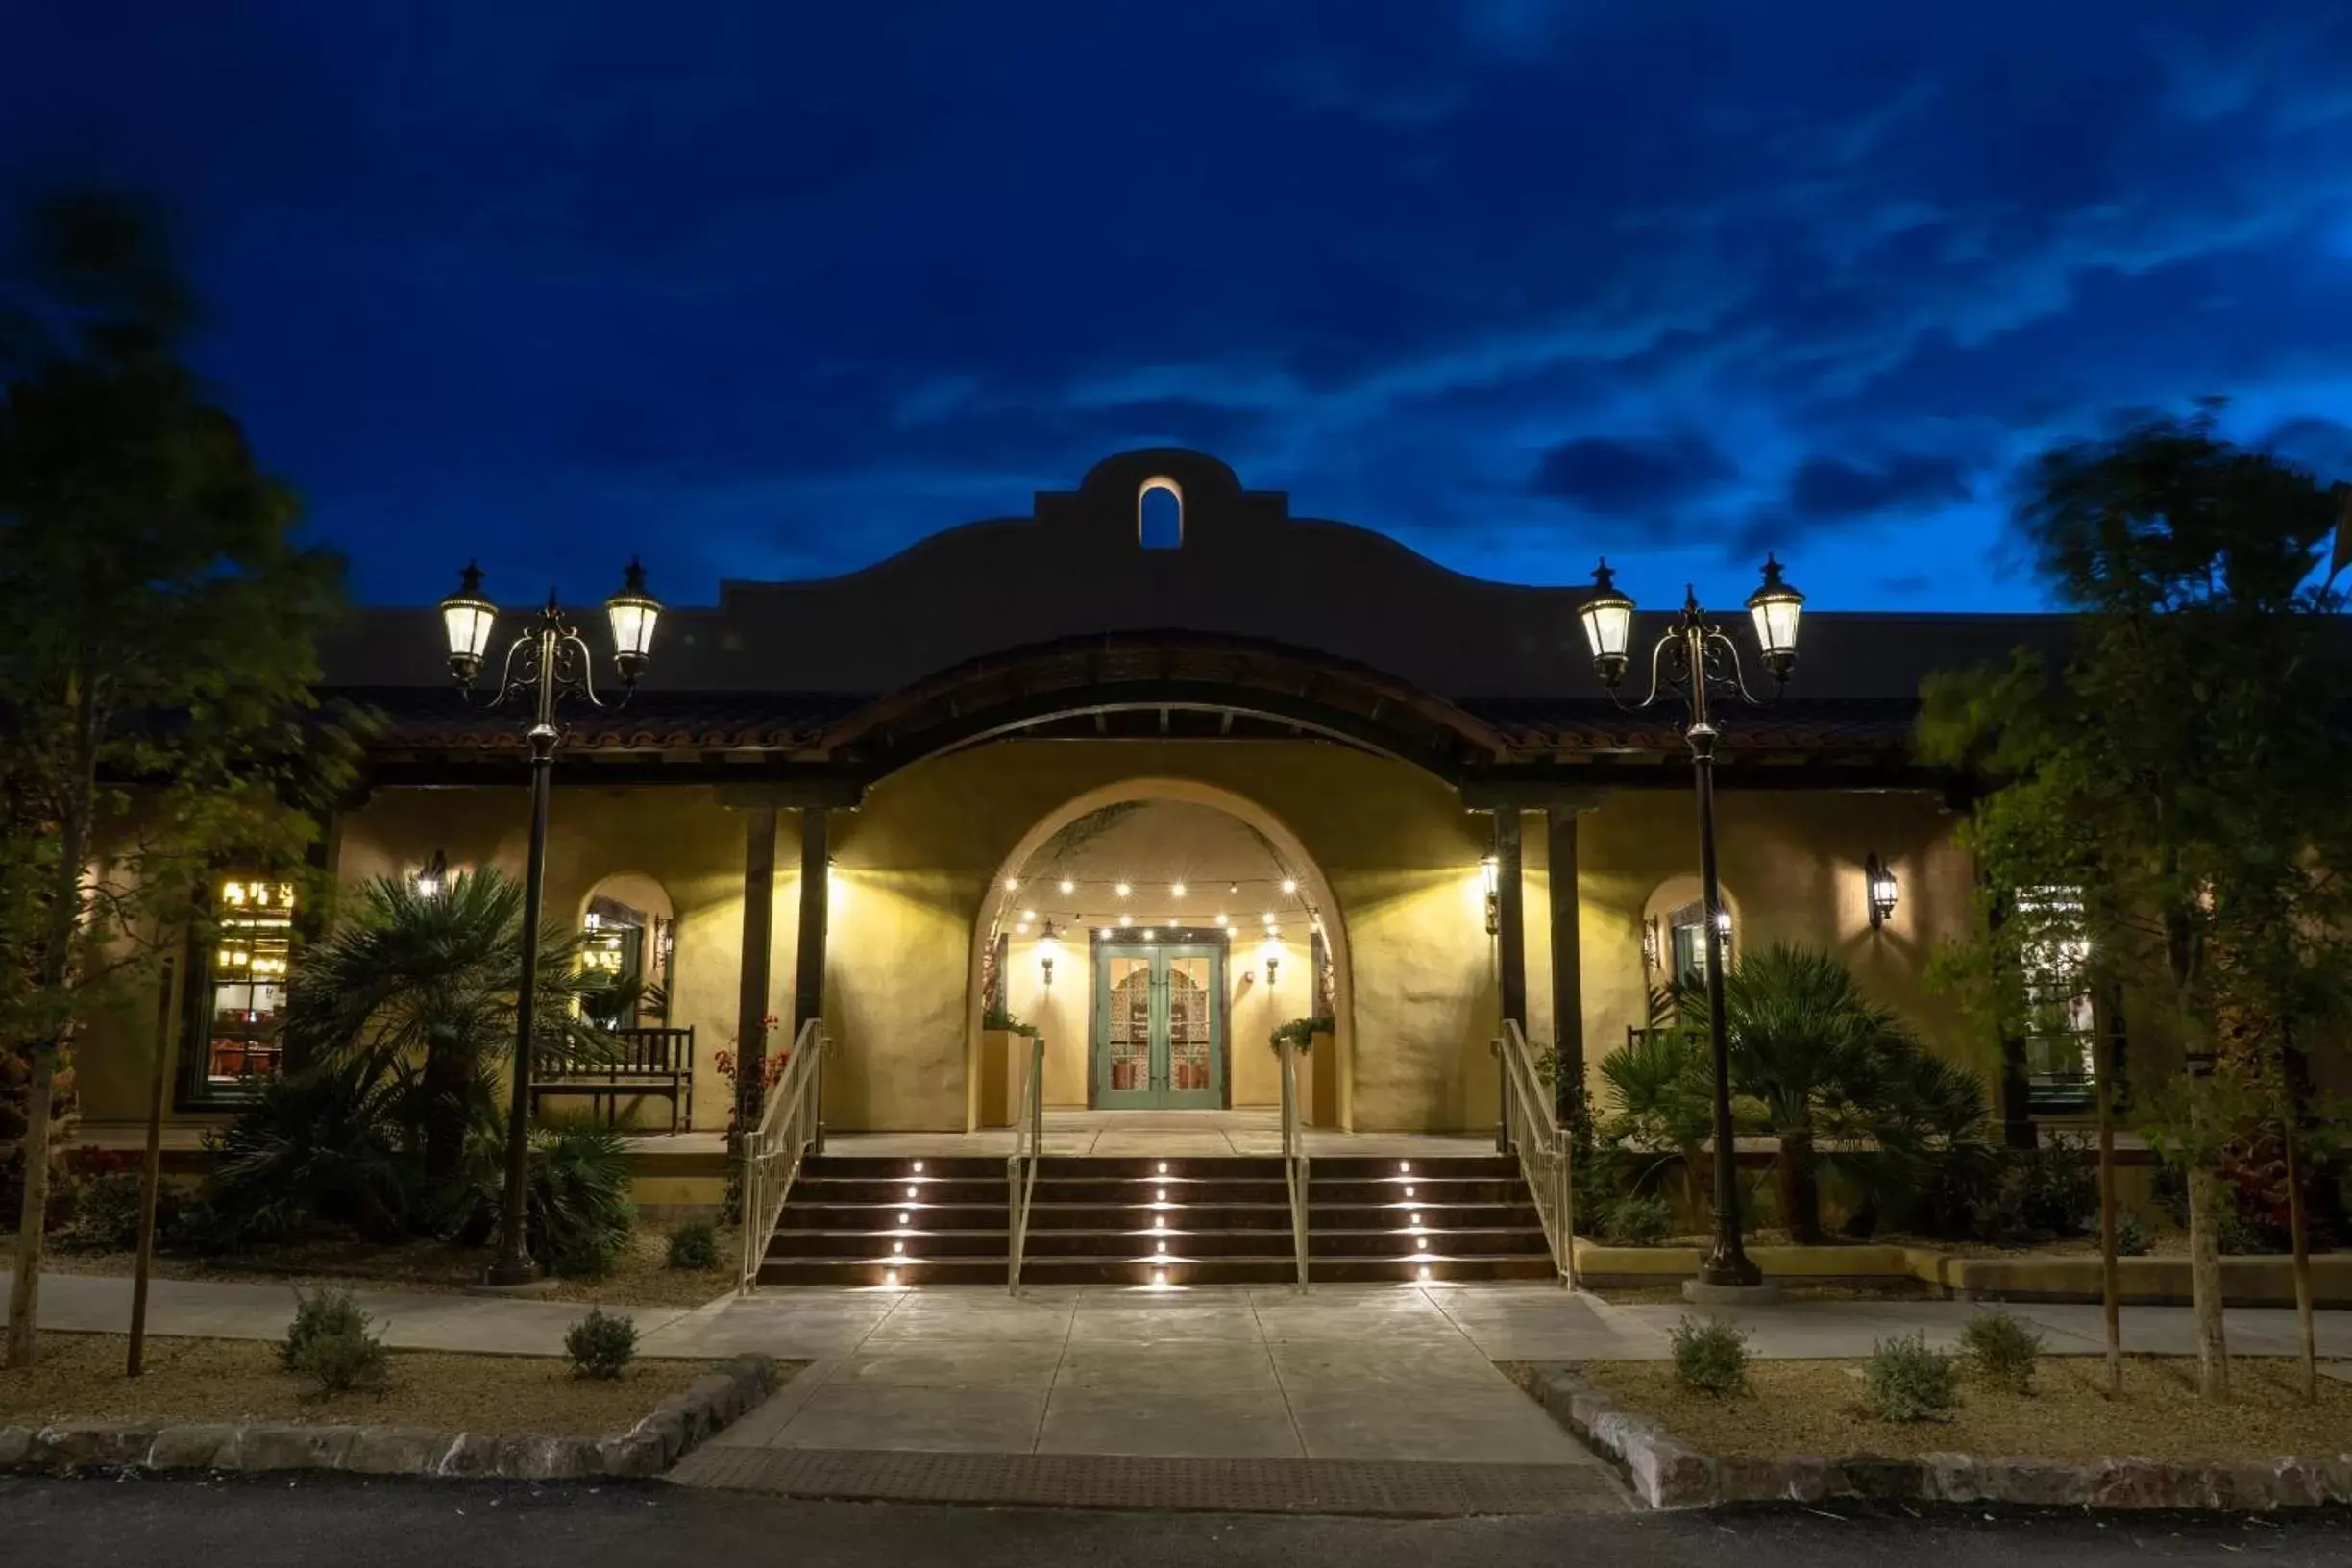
[[1138, 477, 1183, 549], [968, 778, 1351, 1131]]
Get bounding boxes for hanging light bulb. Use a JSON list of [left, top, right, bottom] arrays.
[[1060, 878, 1076, 894], [1170, 882, 1187, 898], [1281, 878, 1297, 894]]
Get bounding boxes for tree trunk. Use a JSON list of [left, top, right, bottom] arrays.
[[2186, 1163, 2230, 1399], [1779, 1125, 1822, 1245], [2095, 1012, 2122, 1398], [421, 1041, 472, 1187], [5, 664, 99, 1371], [2283, 1112, 2315, 1402]]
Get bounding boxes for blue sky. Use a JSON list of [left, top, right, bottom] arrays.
[[10, 1, 2352, 609]]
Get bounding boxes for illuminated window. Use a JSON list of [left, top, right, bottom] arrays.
[[2014, 887, 2095, 1111], [199, 877, 297, 1090], [1666, 900, 1730, 981], [578, 895, 671, 1028], [1139, 481, 1182, 549]]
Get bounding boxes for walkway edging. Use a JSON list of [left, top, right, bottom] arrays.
[[1, 1355, 779, 1482], [1524, 1365, 2352, 1512]]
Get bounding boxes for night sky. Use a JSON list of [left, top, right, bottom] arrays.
[[10, 3, 2352, 611]]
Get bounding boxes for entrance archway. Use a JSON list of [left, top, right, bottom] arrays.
[[967, 778, 1354, 1131]]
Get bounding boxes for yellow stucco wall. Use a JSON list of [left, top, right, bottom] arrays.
[[331, 784, 795, 1134], [819, 740, 1503, 1132], [79, 748, 2008, 1138]]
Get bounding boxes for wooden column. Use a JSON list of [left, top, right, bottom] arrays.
[[794, 806, 831, 1148], [1545, 804, 1584, 1118], [734, 806, 778, 1123], [1493, 808, 1527, 1030]]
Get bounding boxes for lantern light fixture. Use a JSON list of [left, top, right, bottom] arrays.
[[1575, 559, 1636, 688], [1866, 854, 1899, 929], [1481, 853, 1501, 936], [438, 564, 499, 685], [1746, 554, 1805, 680], [603, 558, 661, 685], [1038, 919, 1062, 985]]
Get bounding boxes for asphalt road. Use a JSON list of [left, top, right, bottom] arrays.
[[2, 1475, 2346, 1566]]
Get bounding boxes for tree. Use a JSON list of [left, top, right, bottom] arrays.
[[280, 870, 610, 1188], [0, 190, 352, 1368], [1919, 409, 2352, 1400]]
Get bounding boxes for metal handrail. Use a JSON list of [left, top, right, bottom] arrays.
[[1277, 1039, 1311, 1293], [737, 1018, 827, 1293], [1497, 1018, 1576, 1287], [1005, 1031, 1045, 1293]]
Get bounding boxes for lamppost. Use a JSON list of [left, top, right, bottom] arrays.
[[1576, 555, 1803, 1289], [437, 560, 662, 1286]]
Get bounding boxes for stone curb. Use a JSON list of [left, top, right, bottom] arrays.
[[1524, 1365, 2352, 1513], [1, 1354, 777, 1483]]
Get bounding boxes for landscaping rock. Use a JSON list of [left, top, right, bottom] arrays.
[[498, 1433, 600, 1482], [233, 1424, 358, 1472], [0, 1427, 35, 1469], [1978, 1457, 2094, 1507], [2091, 1457, 2202, 1509], [433, 1432, 505, 1478], [593, 1429, 668, 1478], [1624, 1433, 1716, 1509], [1919, 1452, 1984, 1502], [2258, 1458, 2331, 1510], [344, 1427, 455, 1476], [36, 1421, 158, 1470], [147, 1424, 242, 1470], [632, 1405, 692, 1466]]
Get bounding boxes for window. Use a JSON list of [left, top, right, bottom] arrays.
[[2014, 886, 2095, 1112], [1666, 900, 1731, 983], [187, 876, 296, 1100], [1139, 480, 1182, 549], [579, 895, 670, 1028]]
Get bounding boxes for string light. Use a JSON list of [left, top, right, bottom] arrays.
[[1170, 882, 1187, 898], [1060, 878, 1075, 894], [1281, 878, 1298, 894], [1115, 882, 1132, 897], [1215, 914, 1228, 926], [1004, 877, 1018, 892]]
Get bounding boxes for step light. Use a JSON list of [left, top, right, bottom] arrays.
[[1418, 1264, 1432, 1281], [906, 1185, 919, 1199], [1404, 1185, 1415, 1197], [912, 1161, 924, 1173], [1153, 1267, 1167, 1286], [1156, 1241, 1167, 1254], [898, 1212, 911, 1225], [1399, 1162, 1412, 1173], [893, 1241, 904, 1254], [1157, 1162, 1168, 1174], [1409, 1213, 1421, 1226], [1416, 1237, 1429, 1251], [1156, 1188, 1166, 1201]]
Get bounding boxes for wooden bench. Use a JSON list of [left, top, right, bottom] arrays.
[[529, 1025, 696, 1133]]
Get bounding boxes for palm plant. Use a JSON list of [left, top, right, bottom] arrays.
[[280, 870, 612, 1187], [1596, 1021, 1714, 1213], [1678, 943, 1970, 1244]]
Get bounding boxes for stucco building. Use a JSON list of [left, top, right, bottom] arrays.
[[82, 449, 2177, 1156]]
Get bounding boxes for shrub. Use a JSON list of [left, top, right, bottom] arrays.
[[203, 1059, 418, 1246], [1669, 1315, 1751, 1398], [282, 1286, 373, 1370], [1959, 1309, 2043, 1394], [2113, 1211, 2152, 1257], [2008, 1138, 2096, 1237], [63, 1169, 155, 1252], [565, 1308, 638, 1380], [667, 1218, 722, 1271], [1599, 1194, 1674, 1246], [1863, 1332, 1958, 1422], [446, 1116, 636, 1277], [283, 1288, 389, 1396]]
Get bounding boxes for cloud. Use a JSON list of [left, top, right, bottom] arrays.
[[1787, 453, 1973, 521], [1529, 433, 1737, 517]]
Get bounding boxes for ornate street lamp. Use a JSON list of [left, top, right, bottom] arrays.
[[1577, 554, 1804, 1290], [437, 559, 662, 1287]]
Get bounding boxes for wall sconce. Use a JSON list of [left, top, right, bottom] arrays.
[[1263, 935, 1282, 990], [1640, 916, 1660, 971], [1038, 919, 1061, 987], [1865, 854, 1899, 929], [1481, 854, 1500, 936], [415, 849, 449, 899]]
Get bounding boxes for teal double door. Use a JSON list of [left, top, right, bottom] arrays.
[[1093, 941, 1226, 1109]]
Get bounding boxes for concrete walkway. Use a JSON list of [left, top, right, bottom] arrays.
[[12, 1271, 2349, 1462]]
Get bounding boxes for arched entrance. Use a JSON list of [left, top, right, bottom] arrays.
[[967, 778, 1354, 1131]]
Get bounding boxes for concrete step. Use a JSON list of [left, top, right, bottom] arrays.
[[768, 1225, 1549, 1262], [754, 1250, 1558, 1287]]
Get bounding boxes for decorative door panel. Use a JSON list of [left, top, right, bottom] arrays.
[[1092, 942, 1225, 1108]]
